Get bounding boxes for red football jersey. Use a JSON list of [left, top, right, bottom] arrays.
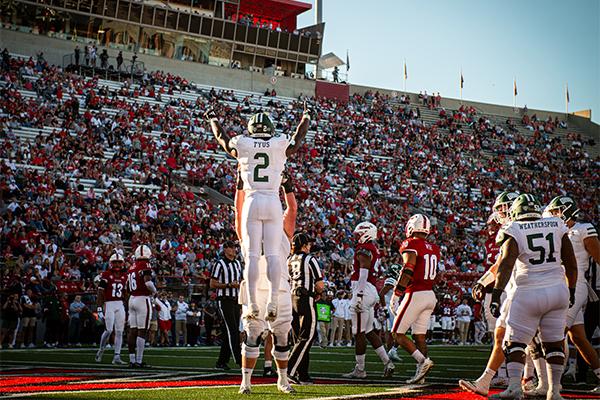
[[484, 236, 500, 271], [441, 302, 455, 317], [127, 261, 152, 296], [100, 270, 127, 301], [400, 237, 440, 293], [351, 241, 380, 286]]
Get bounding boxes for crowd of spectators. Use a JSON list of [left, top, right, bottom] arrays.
[[1, 49, 598, 349]]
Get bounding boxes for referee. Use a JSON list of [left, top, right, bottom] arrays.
[[287, 233, 324, 384], [210, 240, 242, 369]]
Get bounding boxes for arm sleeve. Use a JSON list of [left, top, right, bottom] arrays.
[[582, 223, 597, 239], [308, 256, 323, 282], [211, 262, 222, 280], [356, 268, 369, 295], [145, 280, 157, 295]]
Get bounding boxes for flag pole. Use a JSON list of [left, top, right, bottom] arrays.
[[565, 83, 569, 115], [460, 68, 463, 104], [513, 77, 516, 110], [403, 60, 407, 93]]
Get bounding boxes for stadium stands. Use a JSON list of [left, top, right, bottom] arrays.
[[1, 49, 598, 346]]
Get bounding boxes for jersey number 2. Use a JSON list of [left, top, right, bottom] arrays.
[[526, 233, 556, 265], [253, 153, 269, 182], [423, 254, 438, 280]]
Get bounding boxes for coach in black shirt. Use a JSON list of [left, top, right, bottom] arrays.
[[210, 240, 242, 369], [287, 233, 324, 384]]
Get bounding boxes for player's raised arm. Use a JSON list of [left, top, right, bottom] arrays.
[[204, 107, 237, 157], [286, 101, 311, 157], [281, 173, 297, 239], [234, 169, 245, 242]]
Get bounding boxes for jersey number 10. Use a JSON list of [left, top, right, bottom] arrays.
[[423, 254, 438, 280]]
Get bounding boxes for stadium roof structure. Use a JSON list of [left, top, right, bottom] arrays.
[[319, 52, 345, 70]]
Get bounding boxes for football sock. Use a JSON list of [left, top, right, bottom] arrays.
[[277, 367, 289, 386], [264, 360, 272, 368], [246, 255, 259, 306], [136, 336, 145, 363], [375, 345, 390, 364], [546, 362, 564, 394], [532, 358, 548, 389], [524, 353, 535, 380], [411, 350, 426, 364], [265, 255, 281, 305], [507, 361, 524, 389], [498, 361, 508, 378], [114, 331, 123, 356], [129, 353, 135, 363], [477, 367, 496, 388], [99, 330, 111, 350], [242, 367, 253, 387], [356, 354, 366, 370]]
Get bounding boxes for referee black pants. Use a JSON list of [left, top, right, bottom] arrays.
[[288, 295, 317, 379], [217, 297, 241, 366], [575, 291, 599, 382]]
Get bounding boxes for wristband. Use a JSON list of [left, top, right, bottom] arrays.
[[97, 306, 103, 313]]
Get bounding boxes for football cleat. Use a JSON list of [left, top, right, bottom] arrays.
[[277, 383, 296, 394], [383, 360, 395, 378], [459, 379, 489, 396], [545, 392, 564, 400], [95, 349, 104, 363], [521, 376, 537, 392], [562, 363, 576, 381], [112, 356, 126, 365], [491, 376, 510, 387], [265, 302, 278, 322], [406, 358, 434, 384], [342, 367, 367, 379], [262, 366, 275, 377], [388, 347, 402, 362], [490, 383, 523, 399], [238, 385, 251, 395], [523, 385, 549, 398], [244, 303, 260, 320]]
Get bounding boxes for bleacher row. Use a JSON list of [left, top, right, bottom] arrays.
[[2, 55, 598, 242]]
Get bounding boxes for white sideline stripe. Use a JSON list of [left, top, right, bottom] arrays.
[[0, 384, 276, 399], [302, 385, 425, 400]]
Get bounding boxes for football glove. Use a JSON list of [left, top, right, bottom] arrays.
[[569, 288, 576, 308], [489, 288, 503, 318], [353, 296, 364, 313], [281, 172, 294, 194], [97, 306, 104, 321], [472, 283, 485, 301], [302, 101, 311, 120], [204, 107, 218, 122]]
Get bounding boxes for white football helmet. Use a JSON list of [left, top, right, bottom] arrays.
[[134, 245, 152, 260], [109, 253, 124, 263], [354, 222, 377, 244], [405, 214, 431, 237]]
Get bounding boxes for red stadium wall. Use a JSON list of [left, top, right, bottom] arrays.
[[315, 81, 349, 102]]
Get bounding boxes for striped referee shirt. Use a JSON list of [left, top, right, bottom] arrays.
[[211, 257, 242, 298], [288, 252, 323, 294]]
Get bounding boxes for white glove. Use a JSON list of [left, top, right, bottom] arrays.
[[353, 297, 364, 313], [389, 294, 400, 316], [97, 306, 104, 322]]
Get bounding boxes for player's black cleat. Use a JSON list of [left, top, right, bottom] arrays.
[[134, 362, 150, 368], [263, 366, 275, 377], [215, 363, 231, 371]]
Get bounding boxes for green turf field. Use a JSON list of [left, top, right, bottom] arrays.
[[0, 344, 490, 382], [2, 345, 598, 399]]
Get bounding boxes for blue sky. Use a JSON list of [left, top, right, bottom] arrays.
[[297, 0, 600, 123]]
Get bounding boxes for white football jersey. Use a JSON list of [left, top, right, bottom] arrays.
[[568, 222, 597, 284], [230, 134, 291, 193], [499, 217, 569, 289]]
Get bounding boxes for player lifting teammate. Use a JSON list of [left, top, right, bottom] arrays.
[[390, 214, 438, 384], [206, 103, 310, 321], [95, 253, 127, 365]]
